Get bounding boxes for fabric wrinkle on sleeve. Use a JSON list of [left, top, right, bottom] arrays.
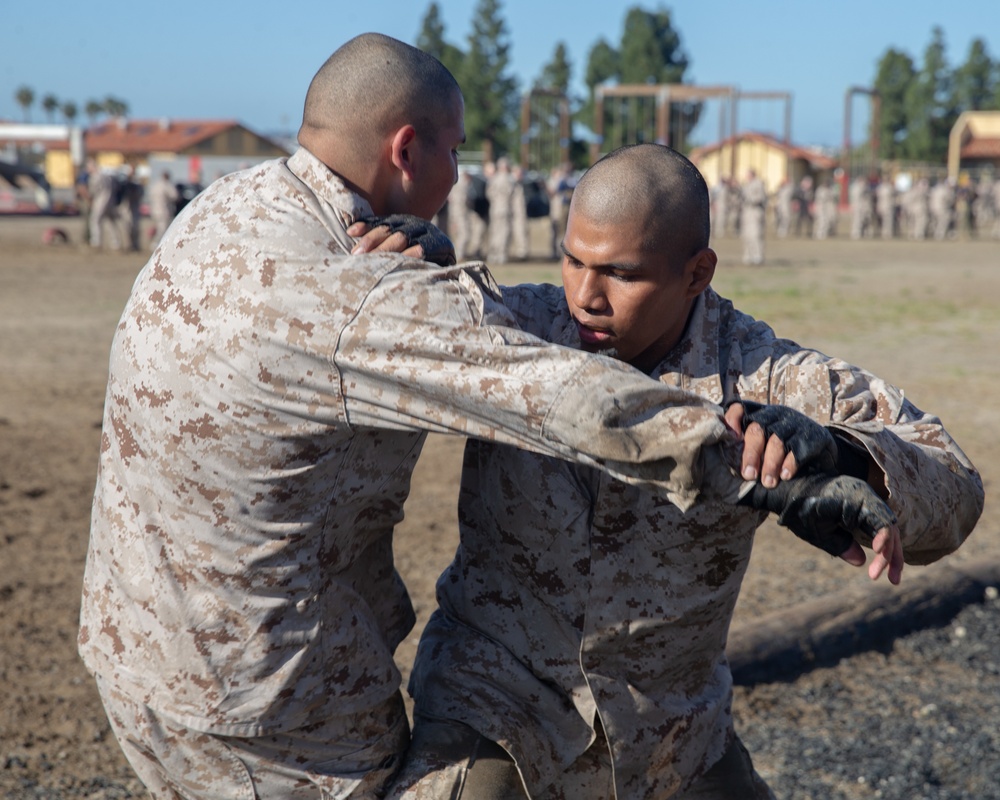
[[334, 259, 740, 510], [766, 349, 983, 564]]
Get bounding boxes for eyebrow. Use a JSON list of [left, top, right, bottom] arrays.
[[560, 242, 643, 273]]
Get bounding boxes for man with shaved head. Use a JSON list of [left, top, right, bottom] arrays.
[[387, 144, 982, 798], [78, 36, 909, 799]]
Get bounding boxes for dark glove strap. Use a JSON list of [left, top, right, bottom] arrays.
[[833, 432, 871, 481]]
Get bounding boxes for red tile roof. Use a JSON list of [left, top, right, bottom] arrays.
[[690, 131, 838, 170], [84, 119, 241, 154], [961, 138, 1000, 159]]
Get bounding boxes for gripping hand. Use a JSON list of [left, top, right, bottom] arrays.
[[739, 473, 897, 556], [738, 401, 839, 475], [355, 214, 456, 266]]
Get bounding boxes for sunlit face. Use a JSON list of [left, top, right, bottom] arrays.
[[561, 208, 699, 373], [407, 90, 465, 219]]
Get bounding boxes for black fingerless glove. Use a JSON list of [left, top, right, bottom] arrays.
[[739, 473, 897, 556], [738, 401, 872, 481], [355, 214, 457, 266], [738, 401, 839, 475]]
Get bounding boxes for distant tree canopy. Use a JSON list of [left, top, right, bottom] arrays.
[[415, 2, 700, 165], [873, 26, 1000, 162], [10, 85, 127, 128]]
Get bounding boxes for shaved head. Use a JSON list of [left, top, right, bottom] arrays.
[[572, 144, 711, 267], [299, 33, 461, 175]]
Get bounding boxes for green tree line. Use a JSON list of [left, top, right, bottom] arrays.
[[873, 26, 1000, 162], [418, 2, 999, 168], [417, 0, 697, 167]]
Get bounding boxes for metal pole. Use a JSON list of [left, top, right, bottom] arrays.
[[591, 87, 604, 165]]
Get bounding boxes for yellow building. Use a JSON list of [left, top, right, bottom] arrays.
[[689, 132, 838, 194], [15, 118, 290, 190], [948, 111, 1000, 180]]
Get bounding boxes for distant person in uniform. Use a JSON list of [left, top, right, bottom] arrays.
[[710, 176, 729, 239], [148, 170, 179, 250], [740, 169, 767, 265], [971, 174, 995, 237], [547, 163, 574, 259], [486, 157, 516, 264], [875, 175, 896, 239], [906, 178, 930, 240], [813, 179, 838, 240], [929, 178, 955, 240], [509, 164, 530, 261], [88, 164, 121, 251], [793, 175, 814, 237], [117, 166, 143, 252], [774, 177, 794, 238], [848, 175, 873, 240]]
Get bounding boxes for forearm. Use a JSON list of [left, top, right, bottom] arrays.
[[337, 262, 737, 510], [829, 421, 983, 564]]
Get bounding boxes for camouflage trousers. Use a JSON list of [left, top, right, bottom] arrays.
[[385, 716, 774, 799], [96, 679, 409, 799]]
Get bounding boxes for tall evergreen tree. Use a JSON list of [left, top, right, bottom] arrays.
[[618, 7, 688, 84], [416, 3, 465, 82], [903, 27, 956, 161], [582, 7, 698, 156], [873, 48, 916, 160], [536, 41, 572, 94], [462, 0, 519, 160], [951, 38, 998, 111]]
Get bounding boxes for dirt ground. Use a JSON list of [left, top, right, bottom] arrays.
[[0, 214, 996, 798]]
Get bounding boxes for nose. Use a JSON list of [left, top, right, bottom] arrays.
[[571, 269, 608, 314]]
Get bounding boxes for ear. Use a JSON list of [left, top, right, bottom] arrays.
[[685, 248, 717, 297], [389, 125, 418, 182]]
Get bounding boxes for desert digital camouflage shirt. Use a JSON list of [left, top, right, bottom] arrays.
[[78, 149, 753, 737], [409, 283, 984, 799]]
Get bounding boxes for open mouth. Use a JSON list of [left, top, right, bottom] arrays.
[[576, 321, 613, 346]]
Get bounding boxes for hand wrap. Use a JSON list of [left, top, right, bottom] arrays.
[[738, 401, 871, 480], [356, 214, 457, 266], [739, 473, 897, 556]]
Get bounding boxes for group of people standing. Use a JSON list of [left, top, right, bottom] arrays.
[[77, 161, 183, 252], [846, 172, 1000, 241], [441, 158, 576, 265], [711, 169, 1000, 265]]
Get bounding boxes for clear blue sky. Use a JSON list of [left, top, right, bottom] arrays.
[[3, 0, 996, 149]]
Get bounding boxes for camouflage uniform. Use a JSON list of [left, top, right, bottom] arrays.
[[739, 175, 767, 265], [875, 179, 896, 239], [88, 169, 121, 250], [79, 148, 752, 797], [396, 283, 983, 799], [773, 179, 793, 238], [487, 163, 517, 264], [148, 173, 179, 250]]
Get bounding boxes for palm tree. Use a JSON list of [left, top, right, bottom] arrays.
[[103, 96, 129, 119], [62, 101, 78, 126], [15, 85, 35, 122], [84, 99, 104, 125], [42, 93, 60, 123]]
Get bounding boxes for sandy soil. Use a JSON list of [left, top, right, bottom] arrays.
[[1, 214, 997, 798]]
